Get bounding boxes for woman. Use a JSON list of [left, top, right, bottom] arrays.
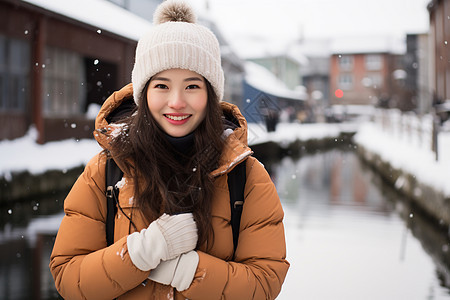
[[49, 1, 289, 299]]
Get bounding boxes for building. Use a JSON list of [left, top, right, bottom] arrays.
[[198, 18, 245, 106], [231, 36, 307, 90], [246, 48, 306, 91], [106, 0, 160, 20], [329, 36, 405, 108], [0, 0, 153, 143], [248, 55, 303, 91], [243, 61, 307, 126], [428, 0, 450, 111], [230, 37, 309, 124], [404, 33, 432, 115], [293, 39, 331, 122]]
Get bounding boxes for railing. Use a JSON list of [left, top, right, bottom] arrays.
[[374, 108, 439, 160]]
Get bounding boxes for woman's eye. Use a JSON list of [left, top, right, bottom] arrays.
[[186, 84, 200, 89], [154, 84, 168, 89]]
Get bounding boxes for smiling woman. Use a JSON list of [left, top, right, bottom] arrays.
[[146, 69, 208, 137], [49, 1, 289, 299]]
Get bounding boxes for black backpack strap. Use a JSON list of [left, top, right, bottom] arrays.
[[227, 161, 247, 255], [105, 158, 123, 246]]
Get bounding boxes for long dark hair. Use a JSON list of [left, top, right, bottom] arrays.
[[108, 79, 224, 247]]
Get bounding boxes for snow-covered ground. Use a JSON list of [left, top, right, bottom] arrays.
[[1, 121, 449, 198], [249, 120, 450, 197], [0, 127, 102, 180], [355, 122, 450, 196], [247, 121, 359, 146]]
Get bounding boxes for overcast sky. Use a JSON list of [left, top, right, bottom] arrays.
[[189, 0, 431, 44]]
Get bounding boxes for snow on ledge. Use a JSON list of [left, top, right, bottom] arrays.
[[21, 0, 153, 41], [0, 127, 101, 179]]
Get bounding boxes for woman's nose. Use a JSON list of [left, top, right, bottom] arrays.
[[167, 91, 186, 110]]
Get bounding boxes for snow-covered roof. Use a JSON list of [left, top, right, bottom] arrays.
[[245, 61, 307, 101], [330, 35, 406, 55], [230, 36, 308, 66], [22, 0, 153, 41]]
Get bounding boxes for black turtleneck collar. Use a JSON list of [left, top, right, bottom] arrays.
[[163, 114, 239, 156], [164, 131, 195, 155]]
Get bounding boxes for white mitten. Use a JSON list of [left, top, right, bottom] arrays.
[[148, 256, 180, 285], [127, 213, 198, 271], [148, 251, 199, 291], [172, 251, 199, 291]]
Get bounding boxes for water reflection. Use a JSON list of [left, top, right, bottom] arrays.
[[1, 193, 65, 300], [0, 150, 449, 299], [274, 150, 450, 300]]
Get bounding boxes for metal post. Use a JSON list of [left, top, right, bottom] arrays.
[[432, 115, 439, 161]]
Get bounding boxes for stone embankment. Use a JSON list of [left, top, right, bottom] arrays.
[[1, 167, 83, 205], [356, 144, 450, 229]]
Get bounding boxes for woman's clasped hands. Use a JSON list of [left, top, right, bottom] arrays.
[[127, 213, 199, 291]]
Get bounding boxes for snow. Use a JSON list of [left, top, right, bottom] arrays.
[[245, 62, 308, 101], [86, 103, 102, 119], [354, 122, 450, 196], [0, 127, 102, 178], [248, 122, 358, 146], [115, 177, 126, 189], [249, 120, 450, 197], [21, 0, 153, 41], [1, 119, 449, 198]]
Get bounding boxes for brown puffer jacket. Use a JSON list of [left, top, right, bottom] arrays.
[[49, 83, 289, 300]]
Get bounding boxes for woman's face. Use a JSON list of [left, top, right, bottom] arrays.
[[146, 68, 208, 137]]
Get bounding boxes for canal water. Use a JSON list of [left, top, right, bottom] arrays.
[[274, 149, 450, 300], [0, 149, 449, 299]]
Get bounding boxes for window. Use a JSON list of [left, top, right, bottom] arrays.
[[338, 74, 353, 90], [363, 73, 383, 88], [0, 35, 30, 112], [365, 54, 382, 70], [43, 47, 86, 117], [338, 55, 353, 71]]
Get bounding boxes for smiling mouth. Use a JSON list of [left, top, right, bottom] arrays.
[[164, 114, 191, 121]]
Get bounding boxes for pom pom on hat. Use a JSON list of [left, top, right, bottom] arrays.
[[153, 0, 197, 25], [131, 0, 224, 105]]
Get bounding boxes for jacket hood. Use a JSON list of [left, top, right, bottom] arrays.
[[94, 83, 135, 151], [94, 83, 252, 176]]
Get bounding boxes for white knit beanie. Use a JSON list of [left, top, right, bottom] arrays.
[[131, 0, 224, 105]]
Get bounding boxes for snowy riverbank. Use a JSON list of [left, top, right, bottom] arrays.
[[355, 122, 450, 197], [0, 122, 357, 179], [1, 122, 449, 211], [0, 128, 102, 180], [1, 122, 449, 193], [354, 122, 450, 227]]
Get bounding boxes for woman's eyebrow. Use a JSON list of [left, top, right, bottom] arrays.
[[150, 77, 203, 82], [151, 76, 170, 82], [184, 77, 204, 82]]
